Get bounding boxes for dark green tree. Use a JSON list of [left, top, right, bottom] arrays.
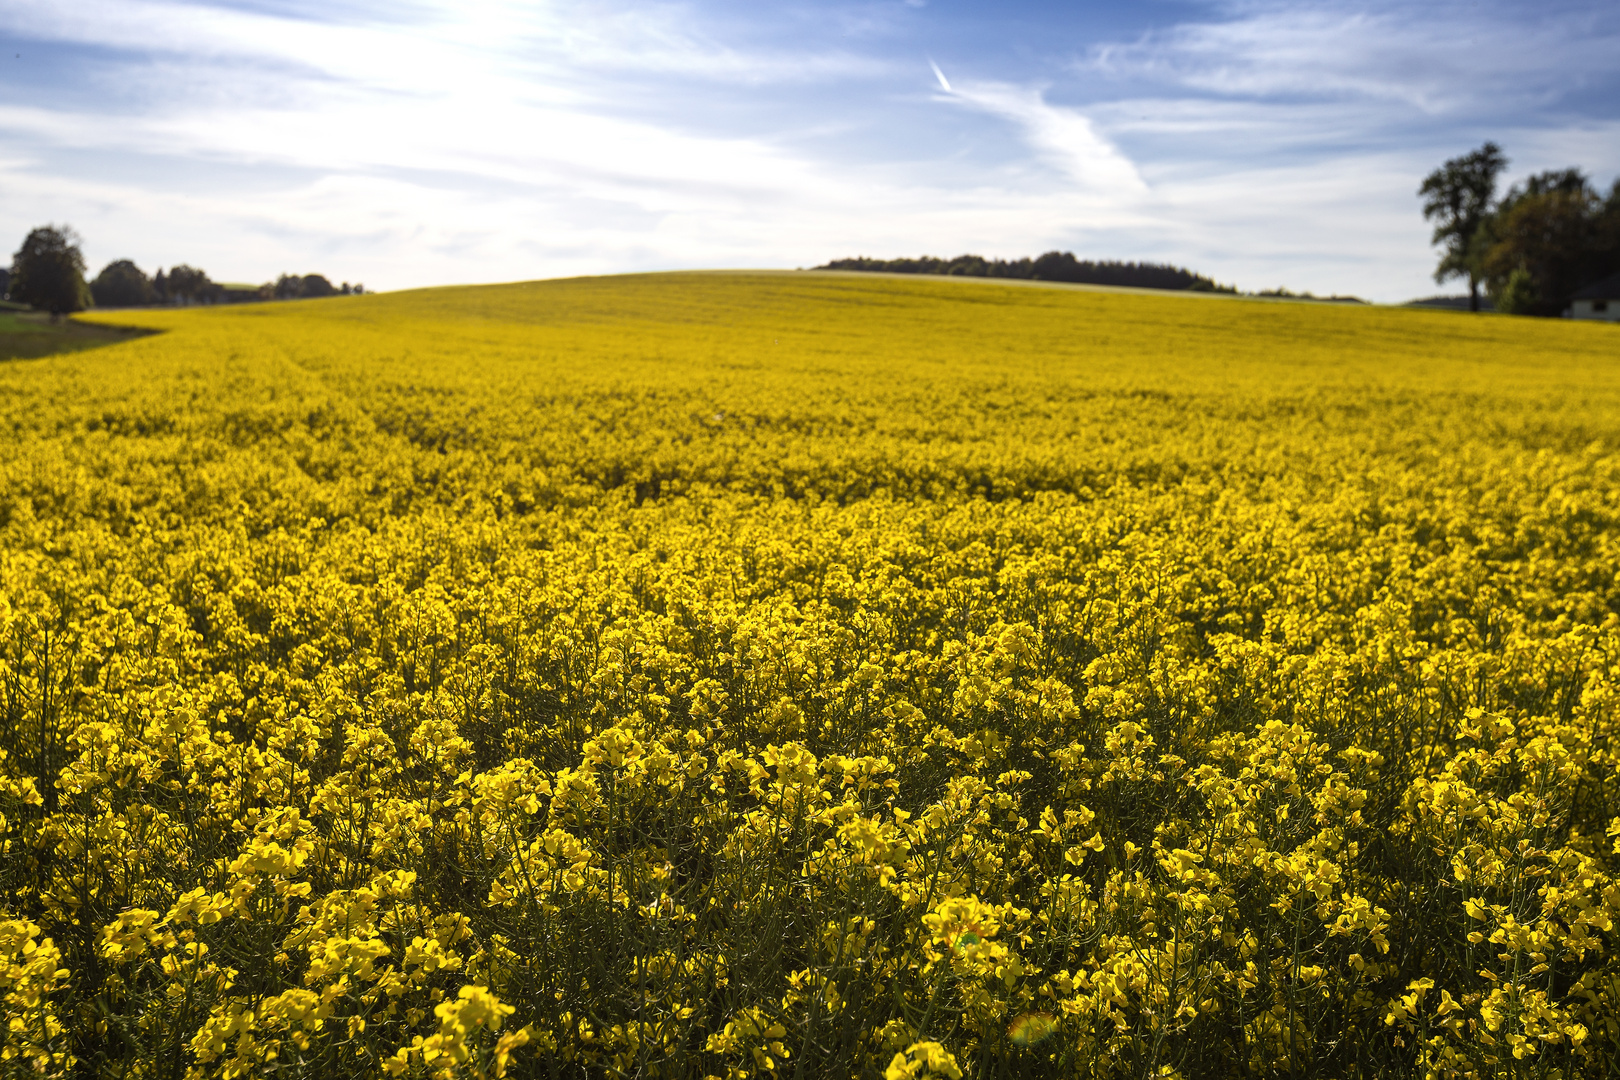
[[163, 264, 216, 304], [89, 259, 156, 307], [1599, 179, 1620, 268], [300, 273, 337, 298], [1481, 171, 1613, 316], [1499, 168, 1588, 207], [1419, 142, 1508, 312], [10, 225, 92, 315]]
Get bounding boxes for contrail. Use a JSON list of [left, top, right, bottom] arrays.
[[929, 59, 951, 93]]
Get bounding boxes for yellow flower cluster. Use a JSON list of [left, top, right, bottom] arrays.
[[3, 271, 1620, 1077], [2, 918, 70, 1074]]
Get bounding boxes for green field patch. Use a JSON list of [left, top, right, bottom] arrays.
[[0, 309, 159, 361]]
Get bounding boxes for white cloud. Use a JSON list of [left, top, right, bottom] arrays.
[[0, 0, 919, 284], [935, 80, 1150, 202], [1, 0, 890, 93], [0, 0, 1612, 301], [0, 0, 1164, 288], [1081, 1, 1620, 113]]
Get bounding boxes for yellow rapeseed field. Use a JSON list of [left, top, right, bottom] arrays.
[[4, 271, 1620, 1079]]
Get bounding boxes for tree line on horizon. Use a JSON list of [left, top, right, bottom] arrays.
[[1, 224, 364, 315], [816, 251, 1239, 293], [1421, 143, 1620, 315]]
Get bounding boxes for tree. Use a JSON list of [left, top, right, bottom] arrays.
[[10, 225, 92, 315], [300, 273, 337, 298], [1481, 173, 1609, 317], [1500, 168, 1588, 206], [272, 273, 340, 300], [1419, 142, 1507, 312], [1598, 179, 1620, 270], [163, 264, 216, 305], [90, 259, 156, 308]]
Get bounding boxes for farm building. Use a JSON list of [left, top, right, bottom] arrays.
[[1570, 271, 1620, 322]]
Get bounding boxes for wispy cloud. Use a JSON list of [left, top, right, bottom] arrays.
[[935, 79, 1148, 202], [0, 0, 919, 283], [1080, 1, 1620, 114], [0, 0, 1614, 300]]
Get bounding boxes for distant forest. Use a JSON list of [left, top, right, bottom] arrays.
[[816, 251, 1238, 293], [2, 224, 363, 315]]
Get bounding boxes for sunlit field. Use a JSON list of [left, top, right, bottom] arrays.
[[5, 272, 1620, 1079]]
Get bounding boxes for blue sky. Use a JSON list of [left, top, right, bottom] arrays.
[[2, 0, 1617, 301]]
